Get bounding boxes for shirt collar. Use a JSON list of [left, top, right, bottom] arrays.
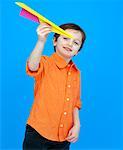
[[51, 52, 78, 71]]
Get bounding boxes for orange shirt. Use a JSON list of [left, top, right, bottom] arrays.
[[26, 52, 82, 142]]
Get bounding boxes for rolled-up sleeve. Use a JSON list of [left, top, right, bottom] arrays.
[[75, 71, 82, 110], [26, 56, 48, 78]]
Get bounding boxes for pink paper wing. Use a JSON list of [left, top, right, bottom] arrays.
[[20, 8, 39, 23]]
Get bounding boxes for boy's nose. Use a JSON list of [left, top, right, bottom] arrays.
[[68, 40, 73, 47]]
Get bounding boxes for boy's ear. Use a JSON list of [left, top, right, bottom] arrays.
[[53, 38, 57, 46]]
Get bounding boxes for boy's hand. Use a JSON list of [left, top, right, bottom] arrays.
[[36, 22, 52, 42], [65, 124, 80, 143]]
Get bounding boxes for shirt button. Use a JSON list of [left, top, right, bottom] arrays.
[[66, 98, 70, 101], [64, 112, 67, 115], [68, 85, 71, 88], [68, 72, 71, 75], [60, 124, 64, 128]]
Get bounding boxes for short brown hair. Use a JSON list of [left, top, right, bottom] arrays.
[[53, 23, 86, 52]]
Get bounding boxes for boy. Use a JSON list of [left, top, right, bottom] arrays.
[[23, 23, 86, 150]]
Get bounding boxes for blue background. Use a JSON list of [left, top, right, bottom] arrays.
[[0, 0, 123, 149]]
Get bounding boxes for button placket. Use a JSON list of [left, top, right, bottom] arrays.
[[58, 68, 72, 140], [66, 69, 72, 98]]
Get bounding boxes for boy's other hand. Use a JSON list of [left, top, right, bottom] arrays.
[[36, 22, 52, 42], [65, 124, 80, 143]]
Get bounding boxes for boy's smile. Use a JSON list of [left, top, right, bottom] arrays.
[[53, 29, 83, 63]]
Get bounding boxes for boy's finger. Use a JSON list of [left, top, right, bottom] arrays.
[[67, 137, 76, 142], [37, 29, 52, 36], [37, 25, 51, 32], [37, 24, 51, 30], [39, 20, 51, 27], [66, 135, 74, 140], [70, 138, 78, 143], [37, 27, 52, 33]]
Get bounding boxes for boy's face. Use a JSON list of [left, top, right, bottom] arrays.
[[53, 29, 83, 61]]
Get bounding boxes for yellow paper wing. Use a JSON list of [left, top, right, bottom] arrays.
[[15, 2, 74, 39]]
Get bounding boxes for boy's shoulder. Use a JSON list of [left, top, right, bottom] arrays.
[[40, 55, 51, 63], [40, 54, 54, 65], [40, 55, 49, 59], [40, 53, 54, 60]]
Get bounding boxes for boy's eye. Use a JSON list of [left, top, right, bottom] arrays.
[[74, 42, 79, 45], [63, 37, 68, 40]]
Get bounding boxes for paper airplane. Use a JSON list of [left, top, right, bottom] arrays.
[[15, 2, 74, 39]]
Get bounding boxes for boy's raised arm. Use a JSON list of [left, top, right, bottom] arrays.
[[27, 23, 52, 71]]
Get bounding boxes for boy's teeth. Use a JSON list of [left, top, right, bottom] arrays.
[[64, 47, 71, 51]]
